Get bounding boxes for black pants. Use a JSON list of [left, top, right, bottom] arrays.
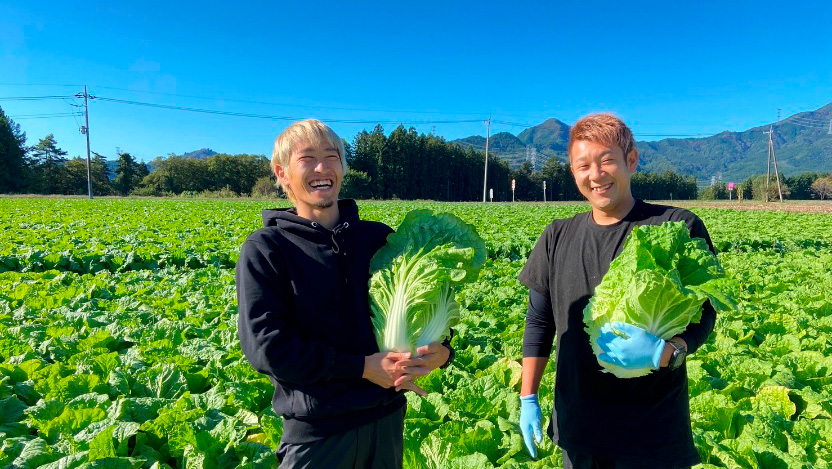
[[563, 448, 692, 469], [276, 407, 405, 469]]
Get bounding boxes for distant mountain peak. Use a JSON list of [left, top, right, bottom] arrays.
[[181, 148, 217, 159], [453, 103, 832, 179]]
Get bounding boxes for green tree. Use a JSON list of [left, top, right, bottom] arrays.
[[114, 151, 140, 195], [785, 172, 828, 199], [0, 106, 28, 193], [91, 153, 114, 195], [341, 170, 374, 199], [737, 177, 753, 201], [699, 182, 728, 200], [749, 174, 791, 201], [810, 175, 832, 200], [31, 134, 68, 194]]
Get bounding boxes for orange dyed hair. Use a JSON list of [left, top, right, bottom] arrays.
[[568, 112, 635, 159]]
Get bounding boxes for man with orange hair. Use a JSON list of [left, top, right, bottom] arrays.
[[517, 113, 716, 468]]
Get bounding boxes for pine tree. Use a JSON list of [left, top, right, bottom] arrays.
[[0, 106, 28, 193], [31, 134, 68, 194]]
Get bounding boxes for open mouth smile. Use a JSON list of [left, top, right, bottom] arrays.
[[592, 183, 613, 193], [308, 179, 334, 191]]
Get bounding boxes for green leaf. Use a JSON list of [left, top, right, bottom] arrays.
[[88, 424, 117, 460], [12, 437, 58, 468], [751, 386, 796, 420], [583, 221, 738, 378], [369, 210, 486, 352]]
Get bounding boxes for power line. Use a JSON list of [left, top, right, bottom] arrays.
[[784, 115, 827, 126], [0, 95, 77, 101], [9, 113, 84, 120], [783, 117, 827, 129], [91, 85, 488, 116], [0, 83, 81, 87], [92, 95, 484, 125], [10, 111, 84, 117]]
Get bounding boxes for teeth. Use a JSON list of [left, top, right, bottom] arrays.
[[310, 180, 332, 188], [593, 184, 612, 192]]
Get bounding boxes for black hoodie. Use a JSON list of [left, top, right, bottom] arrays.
[[236, 199, 405, 443]]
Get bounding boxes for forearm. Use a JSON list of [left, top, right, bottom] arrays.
[[521, 356, 549, 395], [523, 289, 556, 358], [677, 301, 716, 354]]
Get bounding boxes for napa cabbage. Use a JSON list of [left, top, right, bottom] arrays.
[[584, 221, 737, 378], [369, 210, 486, 353]]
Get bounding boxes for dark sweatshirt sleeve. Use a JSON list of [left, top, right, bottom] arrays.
[[236, 238, 365, 385], [677, 213, 718, 354], [522, 288, 557, 358]]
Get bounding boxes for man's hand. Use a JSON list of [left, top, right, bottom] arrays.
[[393, 342, 450, 381], [596, 321, 664, 370], [363, 351, 427, 396], [391, 342, 450, 395], [519, 394, 543, 458], [363, 351, 409, 388]]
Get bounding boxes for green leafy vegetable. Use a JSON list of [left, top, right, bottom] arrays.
[[584, 221, 737, 378], [369, 210, 486, 352]]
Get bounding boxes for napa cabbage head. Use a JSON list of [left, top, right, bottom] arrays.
[[584, 221, 737, 378], [369, 210, 486, 353]]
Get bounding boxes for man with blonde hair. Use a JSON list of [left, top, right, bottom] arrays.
[[236, 119, 452, 468], [517, 113, 716, 468]]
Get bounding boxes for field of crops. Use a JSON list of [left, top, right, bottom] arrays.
[[1, 197, 831, 468]]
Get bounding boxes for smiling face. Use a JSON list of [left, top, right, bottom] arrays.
[[570, 139, 639, 225], [276, 142, 344, 224]]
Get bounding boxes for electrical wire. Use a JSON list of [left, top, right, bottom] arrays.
[[0, 95, 77, 101], [92, 96, 484, 125], [10, 113, 84, 120]]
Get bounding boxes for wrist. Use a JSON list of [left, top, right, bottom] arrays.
[[439, 344, 454, 369], [520, 393, 539, 404], [659, 341, 674, 367]]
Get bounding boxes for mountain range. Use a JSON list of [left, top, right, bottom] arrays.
[[454, 104, 832, 181]]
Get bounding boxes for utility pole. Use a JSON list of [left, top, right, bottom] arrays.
[[482, 116, 491, 202], [764, 126, 784, 202], [77, 86, 93, 199]]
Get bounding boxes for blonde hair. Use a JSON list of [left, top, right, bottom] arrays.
[[272, 119, 348, 196], [568, 112, 635, 159]]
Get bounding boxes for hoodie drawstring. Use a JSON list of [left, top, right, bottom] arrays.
[[331, 222, 349, 254]]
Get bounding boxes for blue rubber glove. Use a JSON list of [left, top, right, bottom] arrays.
[[519, 394, 543, 458], [596, 321, 664, 370]]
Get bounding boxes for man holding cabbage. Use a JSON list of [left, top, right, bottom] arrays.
[[236, 119, 452, 468], [518, 113, 725, 468]]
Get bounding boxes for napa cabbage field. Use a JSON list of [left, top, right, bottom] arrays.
[[1, 198, 831, 468]]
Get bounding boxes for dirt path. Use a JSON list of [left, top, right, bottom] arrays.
[[668, 200, 832, 213]]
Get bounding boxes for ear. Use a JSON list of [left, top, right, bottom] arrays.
[[275, 164, 288, 186], [626, 149, 639, 172]]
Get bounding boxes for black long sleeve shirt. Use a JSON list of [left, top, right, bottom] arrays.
[[519, 200, 717, 467]]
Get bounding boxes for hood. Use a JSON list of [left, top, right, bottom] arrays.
[[261, 199, 361, 229]]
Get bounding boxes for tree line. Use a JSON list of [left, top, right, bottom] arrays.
[[700, 172, 832, 201], [2, 107, 830, 200]]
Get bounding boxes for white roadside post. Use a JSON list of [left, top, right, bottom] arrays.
[[511, 179, 516, 202], [543, 180, 547, 202], [489, 188, 493, 202]]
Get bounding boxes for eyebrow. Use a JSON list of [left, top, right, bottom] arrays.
[[298, 147, 339, 153]]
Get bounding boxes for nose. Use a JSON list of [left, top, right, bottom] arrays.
[[589, 162, 605, 179]]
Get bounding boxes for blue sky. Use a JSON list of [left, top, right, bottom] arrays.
[[1, 0, 831, 162]]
